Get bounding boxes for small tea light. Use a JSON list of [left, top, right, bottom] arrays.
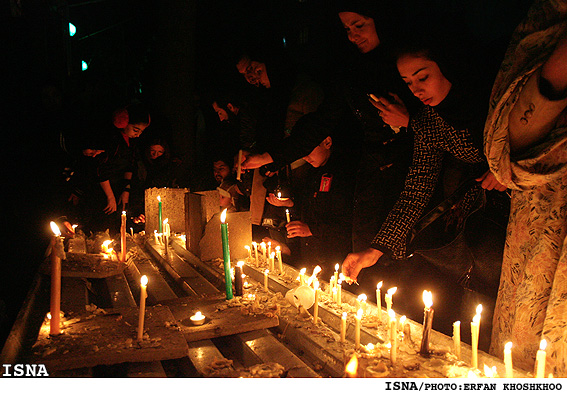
[[190, 311, 206, 326]]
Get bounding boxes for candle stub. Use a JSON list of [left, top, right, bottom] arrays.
[[190, 311, 206, 326]]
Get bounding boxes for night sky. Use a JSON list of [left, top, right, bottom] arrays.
[[1, 0, 533, 351]]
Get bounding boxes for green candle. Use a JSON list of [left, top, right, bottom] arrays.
[[220, 209, 233, 300], [157, 196, 163, 233]]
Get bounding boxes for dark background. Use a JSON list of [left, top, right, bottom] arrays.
[[0, 0, 533, 352]]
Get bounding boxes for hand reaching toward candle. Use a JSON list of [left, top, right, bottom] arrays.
[[368, 93, 410, 128], [342, 248, 383, 284], [475, 170, 508, 191], [241, 152, 274, 170], [286, 220, 312, 238], [266, 193, 294, 207]]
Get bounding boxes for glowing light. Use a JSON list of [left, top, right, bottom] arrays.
[[81, 60, 88, 71], [69, 23, 76, 37], [345, 354, 358, 377], [377, 281, 383, 290], [50, 221, 61, 237], [423, 290, 433, 309], [540, 339, 547, 351], [220, 208, 227, 223], [140, 275, 148, 286]]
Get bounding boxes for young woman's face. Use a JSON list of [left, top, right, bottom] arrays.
[[338, 12, 380, 54], [212, 102, 229, 122], [236, 57, 270, 88], [149, 144, 165, 160], [397, 54, 452, 107], [122, 122, 148, 139]]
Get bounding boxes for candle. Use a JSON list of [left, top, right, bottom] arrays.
[[419, 290, 434, 356], [340, 312, 347, 342], [535, 339, 547, 378], [130, 227, 134, 237], [276, 246, 283, 274], [345, 354, 358, 378], [163, 218, 169, 256], [334, 264, 339, 288], [269, 251, 275, 272], [49, 221, 64, 336], [236, 149, 243, 181], [299, 268, 306, 286], [313, 281, 319, 325], [234, 261, 244, 296], [358, 294, 367, 315], [285, 209, 291, 223], [337, 279, 342, 306], [157, 196, 162, 233], [504, 342, 513, 378], [190, 311, 206, 326], [154, 230, 159, 245], [399, 315, 406, 335], [385, 287, 397, 316], [120, 211, 127, 262], [389, 309, 397, 365], [260, 242, 267, 262], [245, 245, 252, 260], [264, 269, 269, 291], [267, 242, 272, 263], [220, 209, 233, 300], [453, 321, 461, 360], [471, 314, 480, 369], [355, 308, 363, 349], [376, 281, 383, 321], [137, 275, 148, 341]]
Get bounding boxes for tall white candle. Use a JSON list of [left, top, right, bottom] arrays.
[[137, 275, 148, 341], [471, 313, 480, 369], [264, 269, 269, 291], [276, 246, 283, 274], [453, 321, 461, 360], [252, 241, 258, 263], [260, 242, 267, 262], [355, 308, 362, 349], [340, 312, 347, 342], [49, 222, 64, 336], [389, 309, 397, 365], [336, 280, 342, 306], [385, 287, 397, 317], [504, 342, 513, 378], [376, 281, 383, 320], [285, 209, 291, 223], [313, 281, 319, 325], [334, 264, 339, 288], [120, 211, 127, 262], [163, 218, 169, 256], [236, 149, 243, 181], [245, 245, 252, 260], [535, 339, 547, 378]]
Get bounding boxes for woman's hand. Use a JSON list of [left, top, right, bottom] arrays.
[[118, 191, 129, 210], [476, 170, 508, 191], [369, 93, 410, 128], [266, 193, 294, 207], [342, 248, 383, 284], [286, 221, 312, 238]]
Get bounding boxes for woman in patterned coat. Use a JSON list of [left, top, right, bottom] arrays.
[[484, 0, 567, 377]]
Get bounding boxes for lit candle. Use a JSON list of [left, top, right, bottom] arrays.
[[313, 281, 319, 325], [245, 245, 252, 260], [154, 230, 159, 245], [345, 354, 358, 378], [535, 339, 547, 378], [130, 227, 134, 237], [49, 221, 64, 336], [276, 246, 283, 274], [120, 210, 127, 262], [220, 209, 233, 300], [340, 312, 347, 342], [137, 275, 148, 341], [504, 342, 513, 378], [264, 269, 269, 291], [376, 281, 383, 321], [285, 209, 291, 223], [267, 242, 272, 263], [385, 287, 397, 316], [269, 251, 275, 272], [453, 321, 461, 360], [389, 309, 397, 365], [260, 242, 267, 262], [157, 196, 162, 233], [236, 149, 243, 181], [471, 309, 481, 369], [355, 308, 363, 349], [190, 311, 206, 326], [234, 261, 244, 296], [332, 287, 337, 303], [399, 315, 406, 335], [419, 290, 434, 356], [334, 264, 339, 288], [299, 268, 306, 286]]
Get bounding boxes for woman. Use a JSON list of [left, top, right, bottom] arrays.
[[341, 36, 507, 333], [484, 0, 567, 377]]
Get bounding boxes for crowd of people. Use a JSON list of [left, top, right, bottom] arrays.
[[43, 0, 565, 377]]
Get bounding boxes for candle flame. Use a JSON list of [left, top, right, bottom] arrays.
[[377, 281, 383, 289], [342, 312, 347, 319], [358, 294, 367, 302], [388, 308, 395, 320], [484, 364, 496, 378], [454, 320, 461, 327], [314, 280, 319, 290], [312, 265, 322, 276], [422, 290, 433, 308], [335, 263, 339, 271], [400, 315, 406, 325], [476, 304, 483, 315], [163, 218, 168, 224], [122, 210, 126, 215], [473, 314, 480, 324], [366, 343, 375, 351], [245, 245, 250, 250], [345, 354, 358, 377], [252, 241, 257, 246], [357, 308, 363, 319], [505, 342, 513, 351], [220, 208, 227, 223], [299, 268, 306, 275], [101, 239, 113, 253], [50, 221, 61, 237], [237, 260, 245, 267], [141, 275, 148, 286], [387, 287, 397, 295], [265, 269, 269, 274], [540, 339, 547, 351], [275, 246, 281, 252], [157, 196, 161, 202]]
